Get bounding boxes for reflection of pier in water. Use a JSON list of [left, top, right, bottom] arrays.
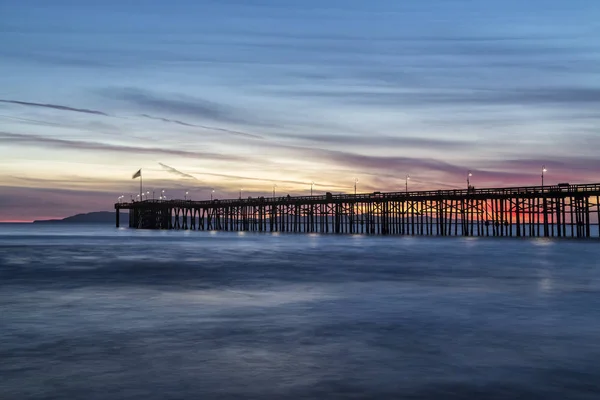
[[116, 183, 600, 239]]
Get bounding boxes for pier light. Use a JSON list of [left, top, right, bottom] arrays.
[[405, 175, 410, 194], [273, 184, 278, 198], [185, 191, 189, 200], [542, 166, 547, 188], [211, 189, 215, 201], [311, 181, 315, 196], [354, 178, 358, 196], [467, 171, 473, 188]]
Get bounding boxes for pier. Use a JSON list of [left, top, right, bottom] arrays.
[[115, 183, 600, 238]]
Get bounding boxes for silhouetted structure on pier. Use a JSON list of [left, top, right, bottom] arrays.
[[115, 183, 600, 239]]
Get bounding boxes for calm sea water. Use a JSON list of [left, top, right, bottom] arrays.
[[1, 224, 600, 399]]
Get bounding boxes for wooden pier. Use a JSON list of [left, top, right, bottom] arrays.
[[115, 183, 600, 238]]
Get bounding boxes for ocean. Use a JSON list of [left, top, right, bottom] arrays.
[[1, 224, 600, 399]]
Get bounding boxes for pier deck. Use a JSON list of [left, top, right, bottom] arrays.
[[115, 183, 600, 238]]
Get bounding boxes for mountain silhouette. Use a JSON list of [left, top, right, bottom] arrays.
[[33, 211, 125, 224]]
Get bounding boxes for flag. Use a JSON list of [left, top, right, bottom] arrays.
[[132, 169, 141, 179]]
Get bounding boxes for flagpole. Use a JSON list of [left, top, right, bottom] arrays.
[[140, 169, 143, 201]]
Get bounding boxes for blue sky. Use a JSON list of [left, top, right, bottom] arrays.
[[1, 0, 599, 220]]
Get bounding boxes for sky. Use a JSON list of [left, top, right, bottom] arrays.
[[1, 0, 599, 221]]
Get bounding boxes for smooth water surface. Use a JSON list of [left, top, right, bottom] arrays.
[[1, 225, 600, 399]]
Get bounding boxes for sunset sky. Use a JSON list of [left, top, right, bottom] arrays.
[[1, 0, 599, 221]]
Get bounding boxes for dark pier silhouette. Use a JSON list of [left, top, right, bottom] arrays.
[[115, 183, 600, 238]]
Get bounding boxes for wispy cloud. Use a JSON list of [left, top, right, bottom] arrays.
[[0, 131, 242, 161], [101, 87, 251, 125], [273, 87, 600, 108], [278, 132, 472, 150], [158, 162, 198, 180], [488, 157, 600, 174], [140, 114, 263, 139], [141, 114, 196, 127], [0, 114, 66, 128], [1, 98, 263, 140], [306, 148, 467, 175], [188, 170, 349, 189], [0, 99, 109, 116]]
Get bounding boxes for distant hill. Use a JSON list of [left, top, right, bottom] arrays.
[[33, 211, 125, 224]]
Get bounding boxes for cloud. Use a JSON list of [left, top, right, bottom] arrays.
[[0, 99, 109, 116], [188, 170, 349, 190], [274, 87, 600, 108], [0, 114, 126, 137], [489, 157, 600, 174], [234, 137, 468, 176], [278, 132, 472, 150], [309, 147, 600, 186], [0, 97, 263, 140], [0, 114, 66, 128], [158, 163, 198, 180], [1, 47, 115, 68], [0, 131, 242, 161], [140, 114, 263, 139], [141, 114, 196, 127], [309, 148, 467, 175], [101, 88, 250, 125]]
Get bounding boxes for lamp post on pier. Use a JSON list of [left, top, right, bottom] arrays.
[[273, 184, 277, 198], [467, 171, 472, 189], [541, 166, 547, 189], [211, 189, 215, 201], [354, 178, 358, 196], [311, 181, 315, 196], [185, 191, 188, 200], [405, 174, 410, 194]]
